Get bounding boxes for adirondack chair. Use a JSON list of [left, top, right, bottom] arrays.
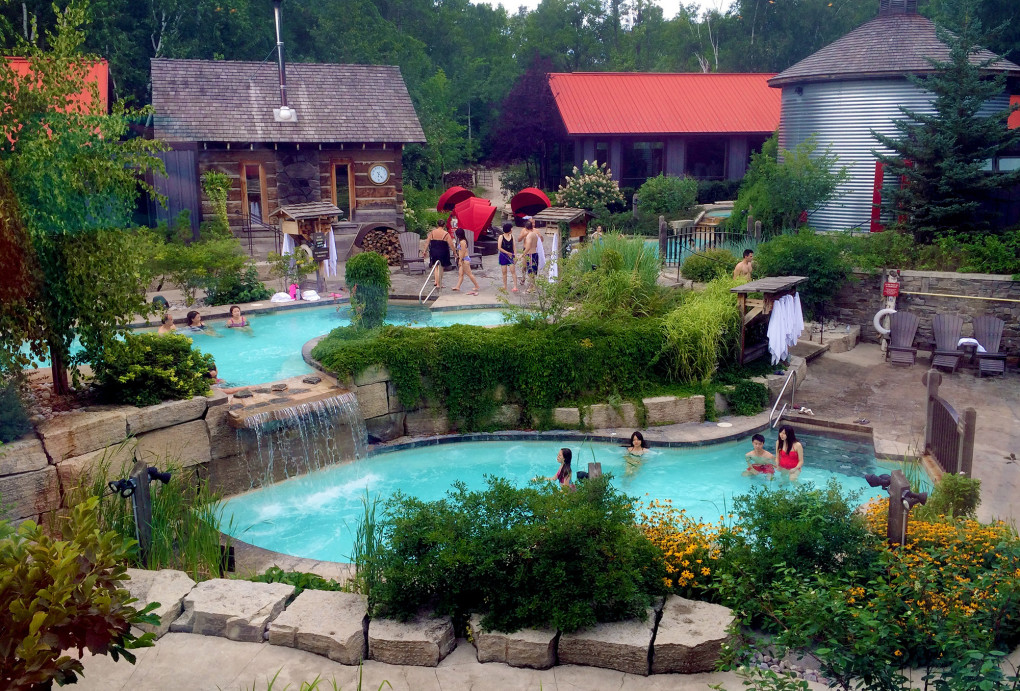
[[931, 314, 965, 373], [886, 311, 920, 367], [398, 232, 426, 275], [973, 315, 1007, 377]]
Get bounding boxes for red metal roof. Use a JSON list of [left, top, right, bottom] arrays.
[[4, 57, 109, 113], [1010, 95, 1020, 130], [548, 72, 780, 136]]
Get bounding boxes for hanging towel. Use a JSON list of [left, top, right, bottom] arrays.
[[790, 292, 805, 346], [537, 234, 546, 271], [326, 229, 337, 277], [549, 232, 559, 282], [282, 233, 295, 256], [767, 294, 804, 365]]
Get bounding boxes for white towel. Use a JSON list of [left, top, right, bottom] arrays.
[[957, 337, 986, 353], [270, 292, 293, 303], [326, 230, 337, 277], [549, 232, 559, 282], [537, 235, 546, 270], [301, 290, 321, 301], [282, 233, 295, 256]]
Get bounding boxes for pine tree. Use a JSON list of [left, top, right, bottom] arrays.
[[871, 2, 1020, 245]]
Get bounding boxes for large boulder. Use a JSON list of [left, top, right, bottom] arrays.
[[126, 397, 208, 436], [268, 590, 368, 664], [651, 595, 735, 674], [557, 606, 659, 676], [36, 406, 131, 463], [171, 578, 294, 642], [468, 614, 557, 669], [368, 613, 455, 667], [124, 568, 197, 638], [0, 437, 49, 475]]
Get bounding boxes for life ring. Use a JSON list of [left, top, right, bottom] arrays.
[[873, 308, 897, 336]]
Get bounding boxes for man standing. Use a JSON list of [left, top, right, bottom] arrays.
[[733, 249, 754, 280], [522, 221, 540, 292]]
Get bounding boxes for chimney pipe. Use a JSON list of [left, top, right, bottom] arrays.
[[272, 0, 296, 122]]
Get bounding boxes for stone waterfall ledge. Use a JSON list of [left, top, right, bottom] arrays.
[[557, 604, 661, 676], [651, 596, 735, 674], [368, 613, 456, 667], [268, 590, 369, 664], [171, 578, 295, 643], [124, 568, 198, 638], [468, 614, 558, 669]]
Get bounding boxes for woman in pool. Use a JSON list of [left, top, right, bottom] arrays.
[[547, 448, 575, 489], [157, 313, 176, 335], [625, 431, 648, 456], [186, 310, 221, 336], [451, 228, 480, 296], [775, 425, 804, 481], [226, 305, 250, 329]]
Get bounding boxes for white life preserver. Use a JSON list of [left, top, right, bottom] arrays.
[[873, 308, 897, 336]]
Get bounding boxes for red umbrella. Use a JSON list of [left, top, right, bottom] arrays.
[[452, 197, 497, 239], [510, 187, 551, 217], [436, 186, 475, 212]]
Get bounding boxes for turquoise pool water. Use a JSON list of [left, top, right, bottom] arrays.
[[220, 433, 885, 563], [23, 305, 508, 388]]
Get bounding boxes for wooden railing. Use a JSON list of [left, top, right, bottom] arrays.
[[924, 370, 976, 476]]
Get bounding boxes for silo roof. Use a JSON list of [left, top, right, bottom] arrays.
[[769, 13, 1020, 87]]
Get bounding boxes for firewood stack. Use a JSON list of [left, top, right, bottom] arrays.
[[361, 229, 403, 266]]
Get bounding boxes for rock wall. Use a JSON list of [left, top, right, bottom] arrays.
[[832, 270, 1019, 354], [0, 393, 234, 523]]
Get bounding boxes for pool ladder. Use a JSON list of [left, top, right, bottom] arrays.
[[769, 368, 797, 428], [419, 263, 439, 304]]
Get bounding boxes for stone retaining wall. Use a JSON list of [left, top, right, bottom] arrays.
[[346, 365, 706, 442], [832, 270, 1019, 354], [0, 393, 234, 523]]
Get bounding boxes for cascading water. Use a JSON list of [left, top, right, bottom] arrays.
[[235, 391, 368, 489]]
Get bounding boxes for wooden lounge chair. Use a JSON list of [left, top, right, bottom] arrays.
[[398, 232, 426, 275], [886, 311, 920, 367], [973, 315, 1007, 377], [931, 314, 965, 373]]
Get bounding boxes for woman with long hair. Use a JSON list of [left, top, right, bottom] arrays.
[[451, 228, 480, 295], [549, 448, 574, 489], [775, 425, 804, 481]]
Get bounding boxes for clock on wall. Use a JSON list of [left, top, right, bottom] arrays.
[[369, 164, 390, 185]]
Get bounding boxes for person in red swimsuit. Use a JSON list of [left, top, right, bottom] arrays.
[[775, 425, 804, 482]]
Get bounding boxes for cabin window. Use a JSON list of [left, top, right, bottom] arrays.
[[686, 139, 726, 180], [240, 163, 268, 224], [621, 141, 664, 187], [595, 142, 609, 167], [332, 162, 354, 218], [997, 157, 1020, 172]]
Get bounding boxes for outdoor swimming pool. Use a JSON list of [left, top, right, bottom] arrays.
[[220, 433, 887, 563], [23, 304, 508, 388]]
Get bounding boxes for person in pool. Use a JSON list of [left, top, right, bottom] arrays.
[[775, 425, 804, 481], [226, 305, 250, 329], [186, 310, 221, 337], [625, 431, 648, 456], [157, 313, 176, 335], [743, 433, 776, 477], [547, 448, 575, 489]]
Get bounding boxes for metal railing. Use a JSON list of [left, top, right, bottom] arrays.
[[924, 371, 976, 475], [240, 214, 282, 259], [663, 226, 760, 268], [769, 368, 797, 428], [419, 263, 439, 304]]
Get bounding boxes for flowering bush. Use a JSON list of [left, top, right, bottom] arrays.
[[556, 160, 624, 213], [638, 499, 727, 600]]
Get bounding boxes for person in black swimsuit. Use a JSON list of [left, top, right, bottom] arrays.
[[426, 222, 456, 291], [498, 222, 517, 292]]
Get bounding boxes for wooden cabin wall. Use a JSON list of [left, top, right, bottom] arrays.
[[317, 145, 404, 213]]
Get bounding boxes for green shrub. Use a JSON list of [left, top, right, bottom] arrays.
[[0, 497, 157, 689], [590, 209, 661, 236], [312, 320, 669, 431], [600, 248, 624, 272], [267, 248, 319, 288], [345, 251, 391, 329], [680, 248, 738, 282], [201, 170, 232, 239], [636, 174, 698, 215], [93, 333, 214, 407], [753, 228, 852, 319], [952, 228, 1020, 277], [0, 374, 31, 444], [250, 566, 344, 596], [726, 380, 769, 416], [203, 264, 272, 306], [696, 179, 741, 204], [915, 473, 981, 521], [661, 279, 741, 383], [370, 476, 666, 632], [498, 163, 534, 199]]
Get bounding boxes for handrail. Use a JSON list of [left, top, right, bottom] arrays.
[[419, 263, 439, 304], [772, 402, 787, 429], [769, 368, 797, 427]]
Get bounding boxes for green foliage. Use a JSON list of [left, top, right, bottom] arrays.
[[696, 179, 742, 205], [200, 169, 231, 239], [0, 372, 31, 444], [728, 135, 849, 237], [92, 333, 214, 407], [403, 69, 469, 187], [661, 279, 741, 384], [636, 174, 698, 216], [725, 380, 769, 416], [250, 567, 344, 597], [63, 455, 229, 581], [402, 186, 446, 237], [590, 209, 662, 236], [915, 473, 982, 521], [498, 163, 534, 199], [267, 249, 320, 289], [370, 476, 666, 632], [681, 248, 738, 282], [950, 228, 1020, 277], [556, 161, 625, 214], [203, 264, 272, 306], [753, 228, 852, 319], [148, 213, 248, 307], [0, 497, 157, 689], [346, 252, 391, 329], [312, 320, 669, 431]]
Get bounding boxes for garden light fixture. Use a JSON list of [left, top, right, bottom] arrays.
[[865, 473, 892, 489]]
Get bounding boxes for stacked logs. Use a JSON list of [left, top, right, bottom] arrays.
[[361, 229, 403, 266]]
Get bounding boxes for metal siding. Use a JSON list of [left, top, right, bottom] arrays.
[[779, 79, 1009, 232], [150, 150, 200, 234]]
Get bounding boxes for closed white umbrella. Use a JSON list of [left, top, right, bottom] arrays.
[[549, 231, 559, 282]]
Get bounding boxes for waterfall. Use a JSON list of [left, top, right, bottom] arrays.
[[234, 391, 368, 489]]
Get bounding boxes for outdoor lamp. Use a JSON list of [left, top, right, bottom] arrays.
[[865, 473, 892, 489], [148, 467, 172, 484], [108, 477, 136, 498], [901, 489, 928, 510]]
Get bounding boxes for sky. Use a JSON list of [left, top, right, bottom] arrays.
[[470, 0, 731, 21]]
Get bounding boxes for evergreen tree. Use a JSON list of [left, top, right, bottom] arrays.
[[871, 3, 1020, 244]]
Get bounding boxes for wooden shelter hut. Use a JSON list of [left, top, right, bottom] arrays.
[[531, 207, 593, 238]]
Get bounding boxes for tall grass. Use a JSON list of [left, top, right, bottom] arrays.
[[661, 278, 742, 383], [62, 445, 229, 581], [573, 232, 661, 286], [347, 490, 383, 608]]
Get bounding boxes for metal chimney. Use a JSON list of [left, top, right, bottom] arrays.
[[879, 0, 918, 16], [272, 0, 297, 122]]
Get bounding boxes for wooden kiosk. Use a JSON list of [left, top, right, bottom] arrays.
[[531, 207, 593, 238], [269, 201, 344, 289], [731, 276, 807, 364]]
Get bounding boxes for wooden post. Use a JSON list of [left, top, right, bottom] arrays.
[[737, 293, 747, 365], [658, 215, 668, 263], [129, 461, 153, 565], [754, 220, 762, 240], [923, 370, 941, 454], [588, 462, 603, 479], [887, 469, 911, 547], [960, 407, 977, 477]]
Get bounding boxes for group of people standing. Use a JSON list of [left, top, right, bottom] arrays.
[[427, 219, 545, 294]]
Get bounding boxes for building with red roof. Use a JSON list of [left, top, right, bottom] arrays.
[[548, 72, 780, 188], [3, 56, 109, 114]]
